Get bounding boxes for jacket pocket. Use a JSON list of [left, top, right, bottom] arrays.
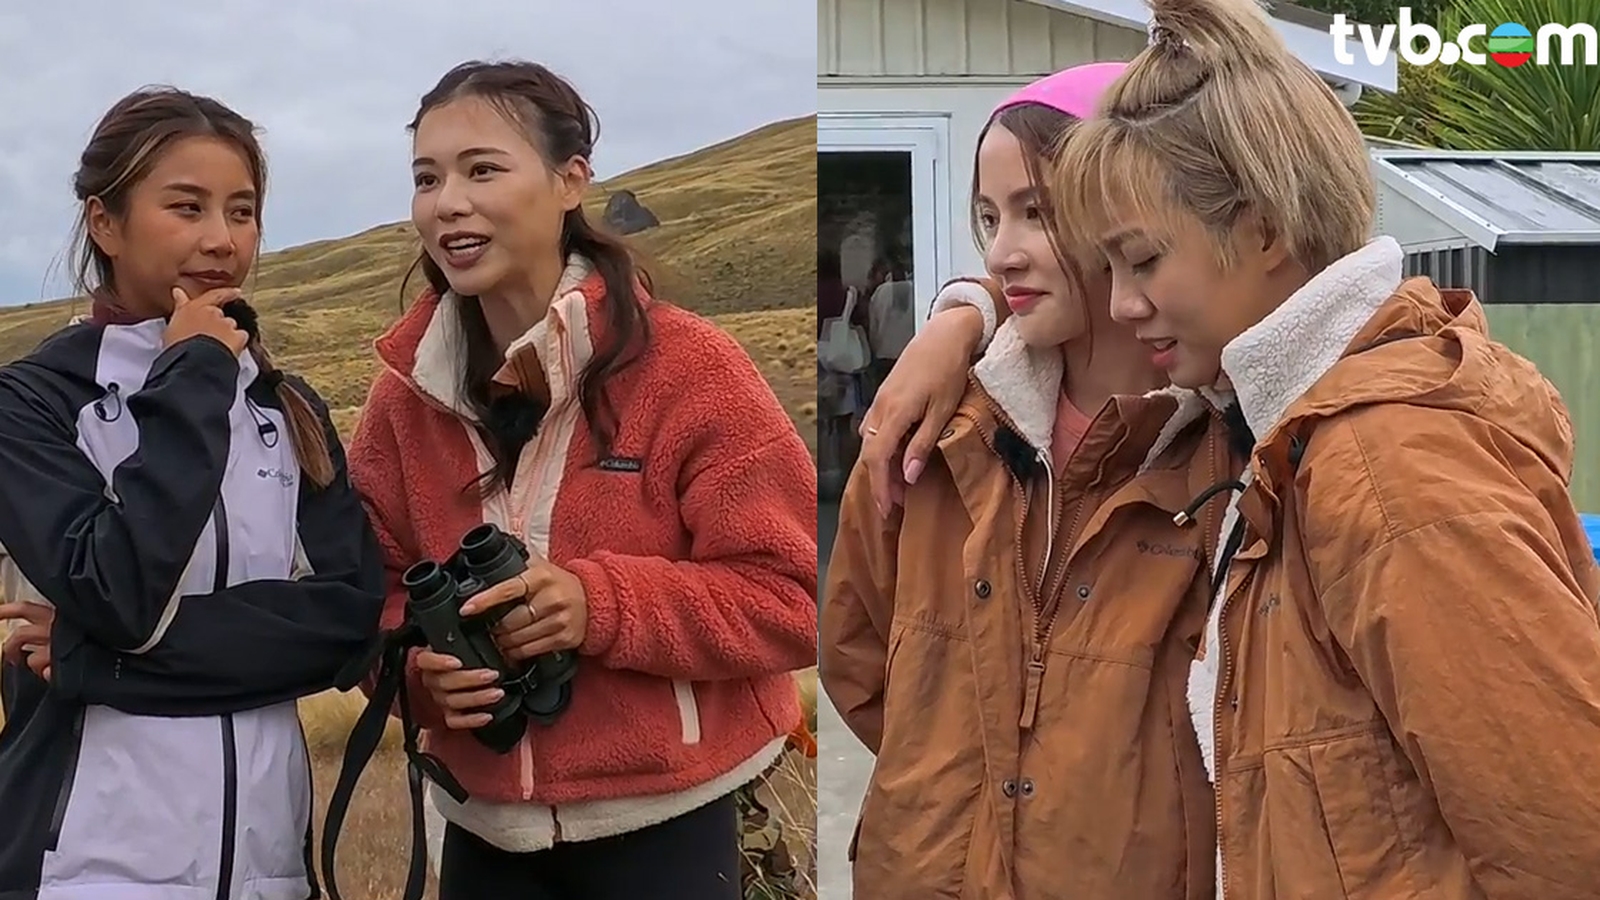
[[1268, 729, 1426, 898], [44, 708, 86, 851], [672, 679, 701, 745], [860, 623, 982, 896], [1261, 748, 1350, 896]]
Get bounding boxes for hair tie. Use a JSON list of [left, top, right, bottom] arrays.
[[260, 368, 285, 391], [1147, 21, 1187, 50]]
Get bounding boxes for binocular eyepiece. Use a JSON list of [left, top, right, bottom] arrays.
[[401, 524, 577, 754]]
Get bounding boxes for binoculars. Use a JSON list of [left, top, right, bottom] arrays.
[[401, 523, 578, 754]]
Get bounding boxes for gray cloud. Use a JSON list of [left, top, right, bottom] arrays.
[[0, 0, 815, 304]]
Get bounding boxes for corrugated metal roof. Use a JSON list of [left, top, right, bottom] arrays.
[[1371, 150, 1600, 250]]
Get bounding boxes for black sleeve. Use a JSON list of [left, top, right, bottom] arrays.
[[48, 378, 386, 716], [1, 660, 33, 722], [0, 335, 238, 651]]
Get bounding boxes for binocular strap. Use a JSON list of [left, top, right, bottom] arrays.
[[320, 634, 470, 900]]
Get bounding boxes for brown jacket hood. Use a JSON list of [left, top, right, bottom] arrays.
[[932, 274, 1239, 511], [961, 278, 1223, 481], [1221, 237, 1572, 489], [1272, 280, 1571, 485]]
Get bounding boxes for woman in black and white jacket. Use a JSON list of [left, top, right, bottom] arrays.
[[0, 86, 383, 900]]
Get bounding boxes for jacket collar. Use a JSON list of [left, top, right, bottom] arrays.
[[73, 289, 263, 388], [969, 318, 1065, 462], [1222, 236, 1404, 443], [374, 254, 598, 421], [944, 327, 1219, 521], [967, 316, 1232, 479]]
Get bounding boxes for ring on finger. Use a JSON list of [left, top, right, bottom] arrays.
[[864, 426, 880, 435]]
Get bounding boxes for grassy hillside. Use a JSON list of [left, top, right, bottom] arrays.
[[0, 115, 819, 453]]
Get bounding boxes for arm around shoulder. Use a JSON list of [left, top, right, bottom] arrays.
[[930, 276, 1006, 354]]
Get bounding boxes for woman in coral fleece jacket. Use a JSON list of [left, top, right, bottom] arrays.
[[345, 61, 818, 900]]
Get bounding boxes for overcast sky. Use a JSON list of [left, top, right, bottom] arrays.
[[0, 1, 816, 305]]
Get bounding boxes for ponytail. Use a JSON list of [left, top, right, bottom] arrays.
[[1050, 0, 1373, 275], [560, 205, 652, 460], [1141, 0, 1282, 73]]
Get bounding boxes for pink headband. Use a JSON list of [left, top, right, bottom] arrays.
[[992, 61, 1128, 120]]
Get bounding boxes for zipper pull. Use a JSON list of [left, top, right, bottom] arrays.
[[93, 382, 123, 423], [1019, 652, 1046, 730]]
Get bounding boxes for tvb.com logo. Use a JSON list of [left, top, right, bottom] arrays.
[[1331, 7, 1598, 67]]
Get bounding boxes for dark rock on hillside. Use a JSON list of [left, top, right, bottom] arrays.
[[603, 189, 660, 235]]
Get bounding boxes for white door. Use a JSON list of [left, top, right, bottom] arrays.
[[815, 114, 951, 506], [817, 114, 950, 325]]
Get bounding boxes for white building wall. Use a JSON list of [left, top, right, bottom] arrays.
[[820, 0, 1147, 76], [820, 0, 1146, 283]]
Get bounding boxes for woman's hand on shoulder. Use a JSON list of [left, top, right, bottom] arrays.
[[857, 304, 985, 515]]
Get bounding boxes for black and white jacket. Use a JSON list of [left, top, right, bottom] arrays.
[[0, 319, 385, 900]]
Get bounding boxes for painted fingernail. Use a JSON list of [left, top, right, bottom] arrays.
[[904, 459, 924, 483]]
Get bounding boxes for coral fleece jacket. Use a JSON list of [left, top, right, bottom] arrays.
[[345, 260, 818, 822]]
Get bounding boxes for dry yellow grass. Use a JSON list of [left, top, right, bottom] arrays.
[[0, 116, 820, 898]]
